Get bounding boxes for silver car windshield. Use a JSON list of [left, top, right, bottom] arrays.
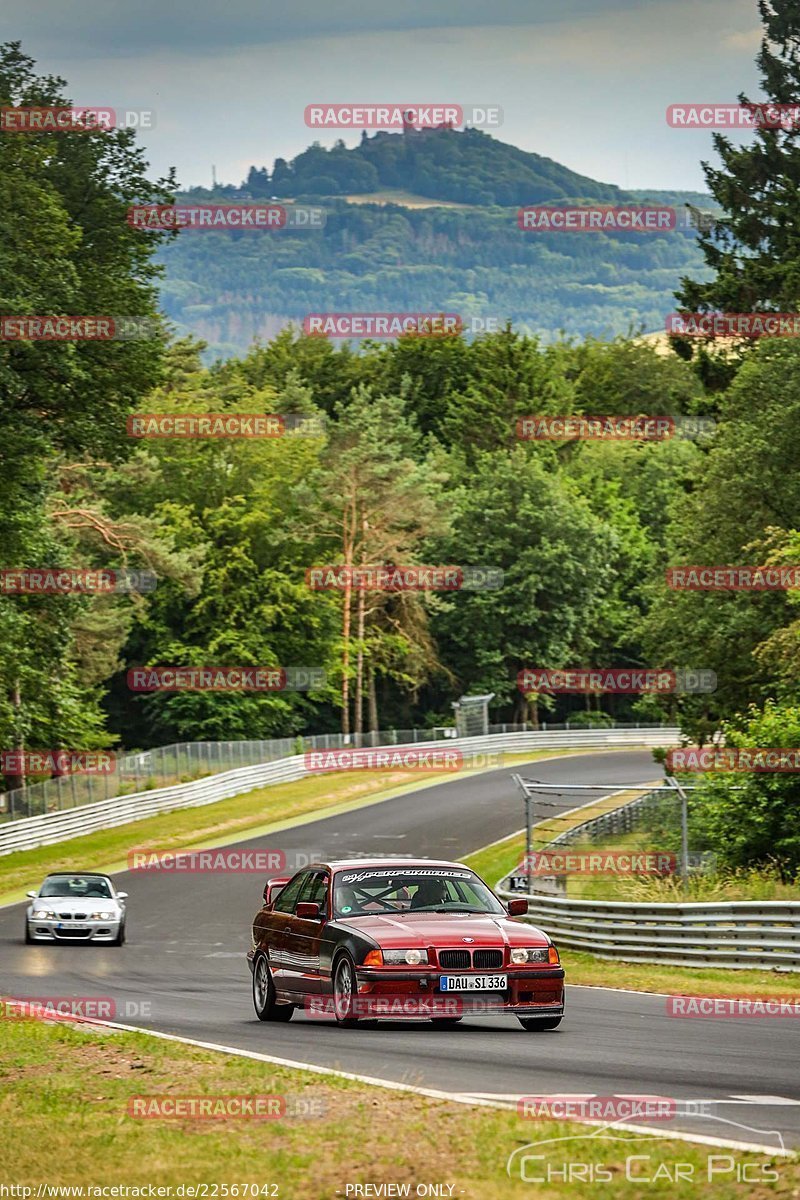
[[39, 876, 113, 899]]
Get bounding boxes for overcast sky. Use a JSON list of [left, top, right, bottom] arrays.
[[5, 0, 765, 192]]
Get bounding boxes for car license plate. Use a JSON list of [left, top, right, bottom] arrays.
[[439, 974, 508, 991]]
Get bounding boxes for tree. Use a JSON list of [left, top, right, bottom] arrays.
[[428, 448, 618, 722], [676, 1, 800, 317], [0, 42, 173, 784], [684, 701, 800, 877], [308, 387, 449, 734], [641, 339, 800, 733]]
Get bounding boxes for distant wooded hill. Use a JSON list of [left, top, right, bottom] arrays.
[[157, 127, 714, 358]]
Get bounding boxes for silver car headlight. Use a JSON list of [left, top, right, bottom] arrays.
[[511, 947, 550, 964], [32, 908, 56, 920], [382, 948, 429, 965], [90, 911, 115, 920]]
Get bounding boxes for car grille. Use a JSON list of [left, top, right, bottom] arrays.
[[438, 949, 471, 969], [55, 928, 91, 938], [57, 913, 87, 920], [473, 949, 503, 969], [438, 948, 503, 969]]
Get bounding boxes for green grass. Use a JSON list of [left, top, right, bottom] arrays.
[[0, 1015, 793, 1197], [558, 948, 800, 997], [556, 830, 800, 902], [462, 785, 657, 888]]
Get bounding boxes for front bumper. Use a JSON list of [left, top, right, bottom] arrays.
[[353, 965, 565, 1016], [27, 916, 122, 943]]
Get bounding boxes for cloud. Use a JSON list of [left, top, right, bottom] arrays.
[[16, 0, 671, 58]]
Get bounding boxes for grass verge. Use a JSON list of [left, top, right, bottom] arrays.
[[461, 785, 657, 888], [0, 1015, 794, 1198]]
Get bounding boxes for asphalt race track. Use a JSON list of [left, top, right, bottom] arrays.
[[2, 749, 799, 1153]]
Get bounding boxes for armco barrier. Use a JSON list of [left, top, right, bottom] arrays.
[[496, 781, 800, 971], [494, 888, 800, 971], [0, 728, 676, 856]]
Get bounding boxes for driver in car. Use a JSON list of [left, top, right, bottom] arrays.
[[410, 877, 450, 910]]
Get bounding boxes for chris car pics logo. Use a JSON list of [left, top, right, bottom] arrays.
[[506, 1116, 784, 1184]]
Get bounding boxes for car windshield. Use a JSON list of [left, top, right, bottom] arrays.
[[333, 868, 505, 917], [39, 876, 113, 899]]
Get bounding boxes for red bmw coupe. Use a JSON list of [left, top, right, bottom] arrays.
[[247, 858, 564, 1029]]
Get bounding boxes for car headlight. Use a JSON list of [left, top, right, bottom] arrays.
[[32, 909, 56, 920], [90, 911, 114, 920], [510, 947, 552, 964], [382, 948, 429, 966]]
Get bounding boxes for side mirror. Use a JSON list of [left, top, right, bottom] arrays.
[[26, 891, 37, 899], [507, 898, 528, 916], [296, 901, 322, 920], [116, 892, 128, 900]]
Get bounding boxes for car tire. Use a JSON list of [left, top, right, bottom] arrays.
[[252, 953, 293, 1022], [518, 1016, 562, 1031], [332, 953, 361, 1027], [24, 921, 33, 945], [431, 1017, 463, 1027], [113, 922, 126, 946]]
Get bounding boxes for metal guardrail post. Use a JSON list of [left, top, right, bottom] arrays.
[[667, 773, 691, 895]]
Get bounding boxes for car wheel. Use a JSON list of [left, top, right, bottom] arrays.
[[113, 922, 126, 946], [24, 920, 33, 945], [518, 1016, 562, 1031], [252, 953, 293, 1022], [332, 953, 360, 1027], [431, 1017, 462, 1027]]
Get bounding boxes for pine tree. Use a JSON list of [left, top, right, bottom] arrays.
[[676, 1, 800, 315]]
